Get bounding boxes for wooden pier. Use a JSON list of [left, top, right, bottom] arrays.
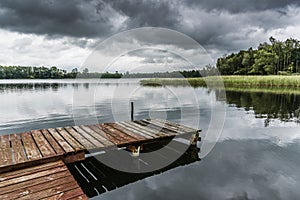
[[0, 119, 200, 199], [0, 161, 88, 200]]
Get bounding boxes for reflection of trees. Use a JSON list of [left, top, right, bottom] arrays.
[[0, 83, 91, 93], [0, 83, 65, 92], [220, 90, 300, 125]]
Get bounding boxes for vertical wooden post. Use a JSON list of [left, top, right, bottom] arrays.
[[131, 101, 134, 121]]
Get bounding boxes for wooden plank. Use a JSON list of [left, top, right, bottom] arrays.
[[101, 123, 137, 143], [17, 180, 79, 200], [10, 134, 27, 164], [72, 126, 105, 148], [81, 125, 115, 146], [0, 175, 75, 199], [64, 151, 85, 164], [0, 160, 87, 200], [148, 119, 186, 133], [106, 122, 147, 140], [0, 170, 71, 195], [20, 132, 42, 160], [116, 122, 154, 139], [0, 134, 10, 149], [116, 122, 157, 139], [139, 119, 177, 135], [134, 120, 173, 136], [123, 121, 167, 138], [91, 124, 124, 145], [41, 129, 65, 155], [31, 130, 56, 157], [154, 118, 199, 132], [0, 135, 12, 167], [44, 188, 87, 200], [123, 121, 167, 137], [0, 160, 65, 181], [0, 164, 69, 188], [56, 128, 85, 152], [143, 119, 184, 134], [48, 128, 74, 153], [64, 126, 96, 150]]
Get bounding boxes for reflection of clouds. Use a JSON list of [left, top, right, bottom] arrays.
[[1, 80, 300, 199], [95, 139, 300, 200], [221, 105, 300, 145]]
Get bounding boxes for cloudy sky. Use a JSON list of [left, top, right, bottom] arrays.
[[1, 0, 300, 72]]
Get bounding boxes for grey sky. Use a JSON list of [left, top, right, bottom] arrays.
[[0, 0, 300, 72]]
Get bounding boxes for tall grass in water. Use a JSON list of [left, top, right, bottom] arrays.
[[140, 76, 300, 88], [220, 76, 300, 87]]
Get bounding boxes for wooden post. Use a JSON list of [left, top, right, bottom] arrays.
[[131, 102, 134, 121]]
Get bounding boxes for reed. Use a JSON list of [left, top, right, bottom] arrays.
[[140, 76, 300, 88]]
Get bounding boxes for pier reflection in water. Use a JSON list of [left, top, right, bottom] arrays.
[[67, 140, 200, 198]]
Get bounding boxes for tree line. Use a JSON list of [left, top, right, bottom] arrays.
[[0, 66, 122, 79], [122, 67, 217, 78], [217, 37, 300, 75], [0, 65, 216, 79]]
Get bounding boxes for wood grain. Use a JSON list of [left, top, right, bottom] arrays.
[[31, 130, 56, 157]]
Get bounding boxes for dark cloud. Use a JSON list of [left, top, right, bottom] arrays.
[[1, 0, 300, 63], [184, 0, 300, 13], [0, 0, 115, 38], [104, 0, 181, 28], [0, 0, 180, 38]]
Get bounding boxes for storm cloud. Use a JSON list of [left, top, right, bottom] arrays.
[[0, 0, 120, 38], [1, 0, 300, 69], [184, 0, 300, 13]]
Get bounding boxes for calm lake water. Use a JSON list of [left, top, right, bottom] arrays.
[[1, 79, 300, 200]]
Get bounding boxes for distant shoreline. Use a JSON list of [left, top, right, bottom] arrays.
[[140, 75, 300, 88]]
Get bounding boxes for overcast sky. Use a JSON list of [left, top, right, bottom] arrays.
[[1, 0, 300, 72]]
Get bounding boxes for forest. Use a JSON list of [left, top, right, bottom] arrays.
[[217, 37, 300, 75], [0, 66, 214, 79], [0, 66, 122, 79]]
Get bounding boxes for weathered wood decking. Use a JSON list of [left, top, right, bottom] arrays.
[[0, 119, 200, 199], [0, 160, 88, 200], [0, 119, 200, 173]]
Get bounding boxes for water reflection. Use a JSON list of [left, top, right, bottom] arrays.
[[68, 141, 200, 198], [0, 80, 300, 199], [0, 79, 140, 134], [0, 83, 67, 92], [221, 89, 300, 126], [96, 138, 300, 200]]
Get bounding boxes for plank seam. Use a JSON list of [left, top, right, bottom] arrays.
[[55, 128, 76, 152], [41, 129, 64, 155], [64, 127, 94, 150]]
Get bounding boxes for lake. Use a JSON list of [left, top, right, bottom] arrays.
[[0, 79, 300, 200]]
